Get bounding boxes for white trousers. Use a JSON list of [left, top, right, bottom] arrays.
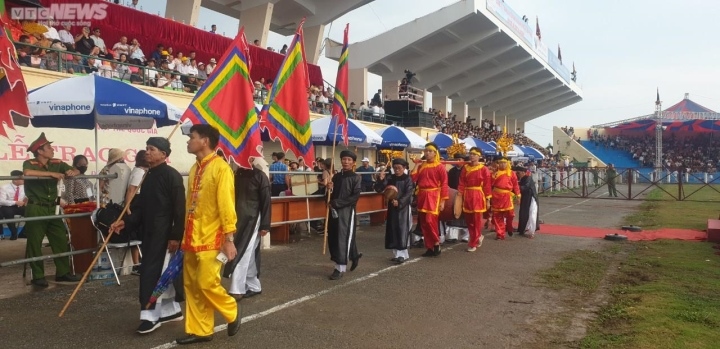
[[140, 252, 181, 321], [229, 218, 262, 295], [393, 249, 409, 259], [524, 198, 539, 236]]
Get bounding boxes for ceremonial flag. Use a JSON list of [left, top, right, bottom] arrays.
[[181, 27, 262, 169], [260, 19, 315, 162], [535, 16, 541, 40], [331, 24, 350, 146], [557, 44, 562, 63], [656, 88, 661, 106], [0, 0, 31, 139]]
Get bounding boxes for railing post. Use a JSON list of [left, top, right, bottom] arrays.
[[627, 169, 633, 199]]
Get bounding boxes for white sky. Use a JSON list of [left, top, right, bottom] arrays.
[[132, 0, 720, 147]]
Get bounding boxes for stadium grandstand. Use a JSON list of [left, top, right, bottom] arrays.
[[555, 93, 720, 183], [6, 0, 581, 159]]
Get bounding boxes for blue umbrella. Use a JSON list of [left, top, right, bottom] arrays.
[[462, 137, 497, 156], [520, 146, 545, 159], [28, 74, 183, 130], [428, 133, 454, 152], [145, 250, 184, 309], [376, 125, 427, 149], [310, 116, 383, 146]]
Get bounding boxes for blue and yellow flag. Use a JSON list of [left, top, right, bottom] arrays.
[[181, 27, 262, 169]]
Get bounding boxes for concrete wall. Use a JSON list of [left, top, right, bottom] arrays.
[[552, 126, 606, 167]]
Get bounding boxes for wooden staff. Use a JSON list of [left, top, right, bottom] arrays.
[[322, 123, 340, 255], [59, 120, 184, 317]]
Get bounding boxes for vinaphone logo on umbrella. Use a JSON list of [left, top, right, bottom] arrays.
[[100, 103, 162, 116]]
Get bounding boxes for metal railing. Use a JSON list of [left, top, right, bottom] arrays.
[[0, 173, 119, 268]]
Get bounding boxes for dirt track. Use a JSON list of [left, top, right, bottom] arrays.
[[0, 195, 641, 348]]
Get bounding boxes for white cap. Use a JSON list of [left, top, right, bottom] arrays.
[[361, 157, 370, 162]]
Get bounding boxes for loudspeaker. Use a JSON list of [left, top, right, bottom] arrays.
[[384, 100, 423, 118]]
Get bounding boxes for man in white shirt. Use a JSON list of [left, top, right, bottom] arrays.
[[206, 58, 216, 75], [186, 59, 199, 76], [57, 23, 74, 49], [0, 170, 26, 240], [90, 28, 109, 57], [43, 19, 60, 41]]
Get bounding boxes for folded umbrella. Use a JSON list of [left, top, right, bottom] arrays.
[[145, 250, 184, 309]]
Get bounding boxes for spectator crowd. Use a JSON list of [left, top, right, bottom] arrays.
[[588, 132, 719, 172]]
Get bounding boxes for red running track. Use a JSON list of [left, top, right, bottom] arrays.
[[539, 224, 706, 241]]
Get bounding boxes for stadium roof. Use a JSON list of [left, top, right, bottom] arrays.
[[593, 94, 720, 129], [201, 0, 373, 36], [326, 0, 582, 122]]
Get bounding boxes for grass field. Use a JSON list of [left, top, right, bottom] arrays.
[[623, 185, 719, 230], [535, 186, 720, 348], [580, 241, 720, 349]]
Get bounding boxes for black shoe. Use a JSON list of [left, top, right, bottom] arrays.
[[136, 320, 161, 334], [176, 335, 213, 345], [421, 249, 434, 257], [159, 312, 184, 324], [55, 274, 81, 283], [31, 278, 48, 288], [350, 253, 362, 271], [433, 245, 441, 256], [227, 314, 241, 337], [328, 269, 343, 280], [244, 290, 262, 298], [508, 231, 514, 237], [131, 266, 141, 276], [396, 257, 406, 264], [390, 257, 399, 262]]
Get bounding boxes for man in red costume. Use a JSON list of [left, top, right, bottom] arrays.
[[490, 157, 520, 240], [411, 142, 449, 257], [458, 147, 492, 251]]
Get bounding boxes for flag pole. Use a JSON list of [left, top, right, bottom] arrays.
[[59, 120, 182, 317], [322, 122, 340, 255]]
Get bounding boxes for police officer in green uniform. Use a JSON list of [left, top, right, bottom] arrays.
[[23, 133, 82, 287]]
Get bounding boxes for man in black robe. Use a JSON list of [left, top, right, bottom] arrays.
[[111, 137, 186, 334], [513, 166, 539, 238], [375, 158, 414, 264], [327, 150, 362, 280], [224, 157, 271, 300]]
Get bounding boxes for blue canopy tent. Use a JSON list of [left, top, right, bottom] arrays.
[[310, 116, 383, 147], [376, 125, 427, 149], [462, 137, 497, 156]]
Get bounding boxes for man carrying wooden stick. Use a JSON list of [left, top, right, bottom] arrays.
[[110, 137, 186, 334], [327, 150, 362, 280]]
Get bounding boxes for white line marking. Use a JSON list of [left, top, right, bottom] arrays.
[[150, 246, 454, 349], [540, 191, 609, 217]]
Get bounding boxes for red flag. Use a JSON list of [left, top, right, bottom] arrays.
[[260, 19, 315, 162], [0, 4, 31, 139], [181, 28, 263, 169], [535, 16, 541, 40], [331, 24, 350, 146]]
